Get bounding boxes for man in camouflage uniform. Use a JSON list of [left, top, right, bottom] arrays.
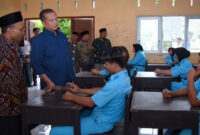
[[92, 28, 112, 70], [78, 31, 94, 71], [69, 32, 80, 73]]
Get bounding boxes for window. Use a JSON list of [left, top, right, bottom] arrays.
[[137, 15, 200, 53], [188, 17, 200, 52], [162, 16, 185, 53], [137, 17, 159, 52]]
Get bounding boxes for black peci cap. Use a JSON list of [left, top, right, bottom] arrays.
[[0, 11, 23, 28]]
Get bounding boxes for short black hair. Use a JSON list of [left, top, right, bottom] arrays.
[[72, 32, 79, 36], [39, 8, 55, 22], [103, 46, 129, 68], [168, 47, 175, 56], [99, 28, 107, 33], [80, 30, 89, 38], [33, 27, 40, 32], [199, 52, 200, 56], [174, 47, 190, 61], [1, 24, 14, 33], [133, 43, 143, 52]]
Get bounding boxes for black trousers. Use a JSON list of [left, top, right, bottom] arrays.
[[23, 63, 32, 87], [0, 115, 22, 135], [32, 69, 37, 83]]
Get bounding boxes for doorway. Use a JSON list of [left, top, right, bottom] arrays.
[[25, 16, 95, 42]]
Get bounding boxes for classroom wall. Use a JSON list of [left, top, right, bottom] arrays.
[[0, 0, 21, 34], [2, 0, 200, 64], [0, 0, 20, 16]]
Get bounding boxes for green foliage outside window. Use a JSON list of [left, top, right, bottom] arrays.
[[58, 19, 71, 37], [34, 20, 44, 32]]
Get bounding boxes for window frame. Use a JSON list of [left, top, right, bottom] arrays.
[[137, 15, 200, 54]]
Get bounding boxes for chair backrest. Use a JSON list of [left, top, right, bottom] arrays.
[[127, 64, 133, 77], [131, 68, 137, 90], [123, 91, 133, 135], [145, 60, 148, 71]]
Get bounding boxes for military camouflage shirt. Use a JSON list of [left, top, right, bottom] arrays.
[[77, 40, 94, 63], [92, 38, 111, 64]]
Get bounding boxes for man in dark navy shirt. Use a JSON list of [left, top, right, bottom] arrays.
[[31, 9, 75, 91]]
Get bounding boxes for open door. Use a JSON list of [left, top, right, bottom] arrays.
[[71, 17, 94, 42], [25, 16, 94, 42]]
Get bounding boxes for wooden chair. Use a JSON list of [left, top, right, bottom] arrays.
[[145, 60, 148, 71], [123, 92, 133, 135], [93, 92, 133, 135], [131, 68, 137, 90]]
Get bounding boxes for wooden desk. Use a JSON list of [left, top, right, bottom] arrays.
[[134, 72, 173, 91], [146, 64, 171, 71], [22, 90, 84, 135], [130, 92, 199, 135], [75, 71, 105, 88]]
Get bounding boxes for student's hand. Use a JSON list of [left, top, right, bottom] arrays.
[[155, 68, 161, 76], [162, 89, 173, 98], [62, 91, 73, 101], [66, 83, 80, 93], [91, 69, 100, 75], [45, 80, 55, 92]]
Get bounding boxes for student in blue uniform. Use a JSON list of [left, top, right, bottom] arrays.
[[92, 46, 129, 77], [92, 44, 146, 77], [162, 68, 200, 135], [165, 47, 178, 67], [50, 47, 132, 135], [128, 43, 146, 76], [155, 47, 193, 91]]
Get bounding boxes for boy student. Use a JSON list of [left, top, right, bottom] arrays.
[[50, 46, 132, 135], [78, 30, 94, 71]]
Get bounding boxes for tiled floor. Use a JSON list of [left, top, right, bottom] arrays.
[[27, 80, 160, 135]]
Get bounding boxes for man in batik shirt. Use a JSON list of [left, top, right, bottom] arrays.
[[0, 11, 28, 135]]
